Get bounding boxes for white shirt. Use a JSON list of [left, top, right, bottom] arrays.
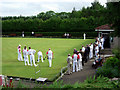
[[47, 50, 53, 57], [32, 32, 34, 34], [67, 56, 72, 64], [67, 33, 69, 36], [28, 49, 36, 55], [91, 44, 93, 49], [98, 38, 100, 41], [101, 38, 104, 44], [90, 45, 92, 52], [95, 41, 99, 45], [64, 33, 66, 36], [84, 33, 86, 37], [98, 43, 102, 48], [95, 46, 99, 52], [17, 48, 21, 54], [82, 47, 85, 52], [78, 53, 82, 61], [38, 51, 43, 56], [23, 49, 28, 56], [72, 54, 78, 62]]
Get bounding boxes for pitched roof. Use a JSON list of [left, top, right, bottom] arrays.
[[95, 24, 113, 30]]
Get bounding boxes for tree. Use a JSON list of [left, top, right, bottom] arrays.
[[106, 2, 120, 37]]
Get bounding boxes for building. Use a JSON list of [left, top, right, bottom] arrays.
[[95, 24, 114, 48]]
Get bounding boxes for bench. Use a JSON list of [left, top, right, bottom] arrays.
[[9, 34, 16, 37], [34, 34, 43, 37]]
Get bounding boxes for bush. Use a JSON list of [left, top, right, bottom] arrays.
[[105, 57, 120, 68], [16, 80, 28, 88], [47, 81, 63, 88], [96, 57, 120, 78], [41, 76, 118, 88], [112, 48, 120, 59]]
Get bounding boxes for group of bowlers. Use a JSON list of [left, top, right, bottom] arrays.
[[17, 45, 53, 67], [66, 36, 105, 74]]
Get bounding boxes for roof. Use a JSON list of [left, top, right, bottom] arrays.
[[95, 24, 112, 30], [95, 24, 114, 32]]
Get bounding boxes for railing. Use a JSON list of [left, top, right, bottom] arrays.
[[60, 66, 67, 77], [35, 64, 40, 79]]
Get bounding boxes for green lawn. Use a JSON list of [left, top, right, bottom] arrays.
[[2, 38, 94, 81]]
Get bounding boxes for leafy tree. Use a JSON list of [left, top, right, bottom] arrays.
[[2, 1, 109, 34], [106, 2, 120, 37]]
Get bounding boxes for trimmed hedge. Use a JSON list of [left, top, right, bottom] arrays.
[[2, 32, 98, 38]]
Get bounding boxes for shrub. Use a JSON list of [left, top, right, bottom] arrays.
[[96, 57, 120, 78], [62, 84, 74, 88], [104, 57, 120, 68], [33, 76, 119, 88], [16, 80, 28, 88], [47, 81, 63, 88], [112, 48, 120, 59], [84, 76, 96, 84]]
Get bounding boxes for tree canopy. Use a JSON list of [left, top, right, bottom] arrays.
[[2, 1, 116, 35]]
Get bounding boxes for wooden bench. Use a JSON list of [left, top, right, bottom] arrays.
[[34, 34, 43, 37], [9, 33, 16, 37]]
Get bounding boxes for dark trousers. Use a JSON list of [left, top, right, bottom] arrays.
[[82, 58, 85, 66], [99, 47, 101, 54]]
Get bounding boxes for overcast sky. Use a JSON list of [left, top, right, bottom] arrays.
[[0, 0, 107, 17]]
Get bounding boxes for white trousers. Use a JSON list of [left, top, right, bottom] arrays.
[[24, 55, 30, 65], [89, 50, 93, 59], [91, 50, 93, 58], [77, 60, 80, 71], [80, 61, 83, 70], [18, 53, 23, 61], [89, 51, 91, 59], [22, 34, 24, 37], [101, 43, 104, 49], [30, 55, 37, 66], [38, 55, 44, 62], [48, 56, 52, 67], [78, 60, 83, 71], [95, 51, 98, 57], [73, 61, 78, 72]]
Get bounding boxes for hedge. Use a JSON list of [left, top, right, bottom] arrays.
[[2, 32, 98, 38]]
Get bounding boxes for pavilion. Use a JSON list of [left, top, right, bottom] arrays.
[[95, 24, 114, 48]]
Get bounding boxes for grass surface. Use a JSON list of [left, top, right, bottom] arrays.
[[2, 38, 94, 81]]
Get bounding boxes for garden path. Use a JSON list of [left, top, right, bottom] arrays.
[[59, 59, 96, 84], [59, 48, 113, 84]]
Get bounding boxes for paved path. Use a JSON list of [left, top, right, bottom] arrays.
[[59, 59, 96, 84]]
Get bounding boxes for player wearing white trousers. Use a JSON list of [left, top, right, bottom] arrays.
[[28, 47, 37, 67], [78, 52, 83, 71], [72, 53, 79, 72], [89, 44, 93, 59], [23, 46, 30, 66], [46, 48, 53, 67], [82, 46, 85, 52], [101, 37, 104, 50], [95, 45, 99, 58], [91, 43, 94, 58], [17, 45, 23, 61], [37, 50, 44, 62]]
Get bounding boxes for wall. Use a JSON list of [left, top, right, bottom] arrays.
[[111, 37, 120, 49]]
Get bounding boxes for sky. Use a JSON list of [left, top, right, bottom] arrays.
[[0, 0, 107, 17]]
